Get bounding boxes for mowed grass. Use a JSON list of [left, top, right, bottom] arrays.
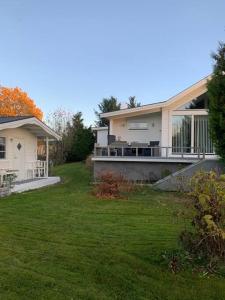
[[0, 163, 224, 299]]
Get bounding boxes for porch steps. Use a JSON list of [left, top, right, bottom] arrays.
[[153, 159, 224, 191]]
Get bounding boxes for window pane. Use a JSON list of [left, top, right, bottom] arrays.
[[177, 93, 209, 110], [0, 137, 5, 145], [0, 152, 5, 159], [172, 116, 191, 153], [0, 137, 6, 159], [194, 115, 214, 153]]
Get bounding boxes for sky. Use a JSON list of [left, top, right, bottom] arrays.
[[0, 0, 224, 126]]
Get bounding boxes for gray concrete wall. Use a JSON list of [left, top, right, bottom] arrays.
[[94, 161, 190, 182], [153, 159, 225, 191]]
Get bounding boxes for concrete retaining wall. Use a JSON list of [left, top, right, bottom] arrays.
[[94, 161, 190, 182], [153, 159, 225, 191]]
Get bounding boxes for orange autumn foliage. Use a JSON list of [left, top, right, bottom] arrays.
[[0, 86, 43, 120]]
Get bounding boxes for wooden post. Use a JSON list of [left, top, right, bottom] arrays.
[[46, 137, 49, 177]]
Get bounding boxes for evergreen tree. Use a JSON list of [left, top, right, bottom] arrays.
[[126, 96, 141, 108], [95, 96, 121, 127], [207, 42, 225, 159], [65, 112, 95, 162]]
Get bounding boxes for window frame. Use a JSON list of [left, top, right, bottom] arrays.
[[171, 110, 214, 154], [0, 137, 6, 159]]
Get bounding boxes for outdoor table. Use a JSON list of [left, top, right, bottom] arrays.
[[0, 170, 18, 186]]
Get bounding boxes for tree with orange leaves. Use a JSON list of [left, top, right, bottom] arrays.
[[0, 86, 43, 120]]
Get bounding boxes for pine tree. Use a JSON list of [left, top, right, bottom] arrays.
[[95, 96, 121, 127], [126, 96, 141, 108], [64, 112, 95, 162], [207, 42, 225, 159]]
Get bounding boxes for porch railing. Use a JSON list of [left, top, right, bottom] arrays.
[[26, 160, 48, 179], [94, 146, 214, 160]]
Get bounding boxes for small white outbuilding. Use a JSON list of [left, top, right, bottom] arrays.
[[0, 116, 61, 182]]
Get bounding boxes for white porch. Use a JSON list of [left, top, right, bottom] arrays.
[[12, 176, 61, 193]]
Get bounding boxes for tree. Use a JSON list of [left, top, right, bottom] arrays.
[[95, 96, 121, 127], [46, 108, 73, 136], [65, 112, 95, 162], [126, 96, 141, 108], [0, 86, 43, 119], [46, 108, 73, 165], [207, 42, 225, 159]]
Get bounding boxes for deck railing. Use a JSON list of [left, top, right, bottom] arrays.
[[26, 160, 48, 179], [94, 146, 214, 160]]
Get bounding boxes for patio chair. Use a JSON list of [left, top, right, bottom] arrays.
[[130, 142, 149, 156], [149, 141, 160, 157], [110, 141, 128, 156]]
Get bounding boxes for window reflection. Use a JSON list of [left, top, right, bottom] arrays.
[[177, 93, 209, 110]]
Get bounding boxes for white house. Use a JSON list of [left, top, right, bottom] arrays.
[[0, 116, 60, 185], [92, 75, 218, 182]]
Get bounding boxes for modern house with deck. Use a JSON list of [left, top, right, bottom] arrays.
[[93, 75, 220, 186], [0, 116, 61, 194]]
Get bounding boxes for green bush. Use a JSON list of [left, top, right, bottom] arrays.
[[180, 171, 225, 266]]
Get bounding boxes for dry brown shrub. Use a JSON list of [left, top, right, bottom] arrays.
[[92, 171, 135, 199]]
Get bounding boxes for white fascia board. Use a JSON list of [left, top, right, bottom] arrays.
[[92, 126, 108, 131], [100, 102, 165, 119], [164, 75, 211, 108], [0, 117, 61, 140], [100, 74, 212, 119]]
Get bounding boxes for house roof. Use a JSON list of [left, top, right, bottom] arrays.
[[0, 116, 61, 140], [100, 74, 211, 119], [0, 116, 33, 124]]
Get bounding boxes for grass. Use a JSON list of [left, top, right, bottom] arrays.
[[0, 162, 224, 299]]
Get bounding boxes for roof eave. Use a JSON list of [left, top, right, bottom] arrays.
[[100, 74, 212, 119]]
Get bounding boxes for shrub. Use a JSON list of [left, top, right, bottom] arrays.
[[180, 170, 225, 266], [93, 171, 135, 199], [85, 154, 94, 170]]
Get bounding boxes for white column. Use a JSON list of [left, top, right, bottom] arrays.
[[46, 137, 49, 177], [191, 115, 194, 153]]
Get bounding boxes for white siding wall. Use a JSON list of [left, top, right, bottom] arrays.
[[96, 129, 108, 146], [110, 112, 162, 144], [0, 128, 37, 180]]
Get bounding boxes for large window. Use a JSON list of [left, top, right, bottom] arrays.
[[172, 115, 213, 154], [194, 116, 213, 153], [172, 116, 191, 153], [0, 137, 6, 159]]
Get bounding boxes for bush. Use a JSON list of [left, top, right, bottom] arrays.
[[93, 171, 135, 199], [85, 154, 94, 170], [180, 170, 225, 266]]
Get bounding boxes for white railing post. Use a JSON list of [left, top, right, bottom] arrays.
[[46, 137, 49, 177]]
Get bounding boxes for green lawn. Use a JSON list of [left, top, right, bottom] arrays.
[[0, 163, 224, 299]]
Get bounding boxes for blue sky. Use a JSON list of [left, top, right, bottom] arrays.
[[0, 0, 224, 125]]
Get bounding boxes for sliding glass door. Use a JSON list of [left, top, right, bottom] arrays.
[[172, 116, 192, 153], [172, 114, 213, 154]]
